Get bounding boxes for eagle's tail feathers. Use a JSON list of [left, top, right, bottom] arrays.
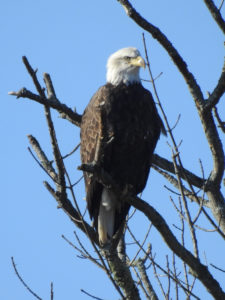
[[98, 188, 116, 245]]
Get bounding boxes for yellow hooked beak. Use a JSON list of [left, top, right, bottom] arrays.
[[130, 56, 146, 69]]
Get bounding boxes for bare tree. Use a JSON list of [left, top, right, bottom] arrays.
[[9, 1, 225, 299]]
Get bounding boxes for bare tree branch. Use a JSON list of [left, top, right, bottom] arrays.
[[8, 87, 82, 126], [105, 250, 141, 300], [203, 0, 225, 34], [11, 257, 43, 300], [50, 282, 54, 300], [80, 289, 105, 300], [28, 135, 58, 182], [219, 0, 225, 11], [152, 154, 205, 189], [213, 106, 225, 133], [136, 258, 159, 300], [204, 58, 225, 110]]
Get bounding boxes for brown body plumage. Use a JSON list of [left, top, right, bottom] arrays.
[[80, 48, 165, 245]]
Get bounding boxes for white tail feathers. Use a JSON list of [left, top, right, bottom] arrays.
[[98, 188, 116, 245]]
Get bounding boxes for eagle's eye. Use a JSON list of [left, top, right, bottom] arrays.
[[124, 56, 131, 61]]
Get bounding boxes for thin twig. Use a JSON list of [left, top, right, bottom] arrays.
[[27, 146, 58, 183], [62, 143, 80, 160], [213, 106, 225, 133], [128, 223, 152, 266], [11, 257, 42, 300], [62, 235, 105, 270], [210, 263, 225, 273], [219, 0, 225, 11], [80, 289, 105, 300], [50, 282, 54, 300]]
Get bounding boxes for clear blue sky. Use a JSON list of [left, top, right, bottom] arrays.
[[2, 1, 225, 299]]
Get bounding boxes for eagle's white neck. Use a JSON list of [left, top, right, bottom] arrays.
[[106, 67, 141, 86]]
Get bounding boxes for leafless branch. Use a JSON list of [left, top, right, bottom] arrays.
[[105, 250, 141, 300], [11, 257, 42, 300], [203, 0, 225, 34], [210, 263, 225, 273], [166, 256, 171, 299], [152, 164, 209, 207], [8, 87, 82, 127], [131, 265, 150, 299], [152, 154, 205, 190], [136, 258, 159, 300], [204, 58, 225, 110], [62, 235, 105, 270], [219, 0, 225, 11], [80, 289, 105, 300], [171, 152, 199, 258], [62, 143, 80, 160], [172, 254, 179, 300], [42, 73, 67, 204], [128, 224, 152, 266], [213, 106, 225, 133], [50, 282, 54, 300], [27, 135, 58, 182]]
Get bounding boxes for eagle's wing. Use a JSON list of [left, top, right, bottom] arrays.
[[80, 83, 164, 244], [80, 85, 110, 228]]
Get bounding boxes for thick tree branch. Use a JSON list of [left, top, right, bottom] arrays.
[[203, 0, 225, 34], [105, 250, 141, 300], [136, 258, 159, 300]]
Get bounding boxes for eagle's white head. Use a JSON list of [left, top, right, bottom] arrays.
[[106, 47, 146, 86]]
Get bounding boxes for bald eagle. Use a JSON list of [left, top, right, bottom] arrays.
[[80, 47, 165, 245]]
